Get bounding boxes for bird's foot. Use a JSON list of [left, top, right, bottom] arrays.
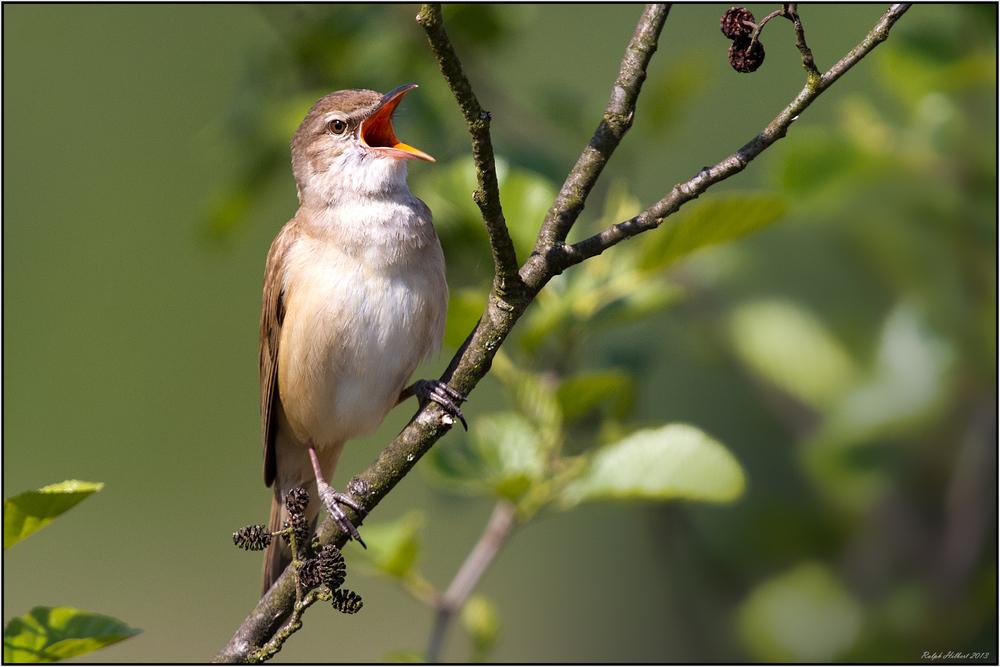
[[316, 478, 367, 549], [413, 379, 468, 430], [309, 445, 367, 549]]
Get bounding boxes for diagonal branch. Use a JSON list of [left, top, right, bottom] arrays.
[[533, 3, 671, 255], [214, 4, 911, 662], [417, 3, 522, 295], [538, 2, 912, 273], [425, 499, 518, 662]]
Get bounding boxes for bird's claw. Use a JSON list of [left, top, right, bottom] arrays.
[[414, 379, 468, 430], [316, 479, 367, 549]]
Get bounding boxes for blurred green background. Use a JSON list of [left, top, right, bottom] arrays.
[[3, 3, 995, 662]]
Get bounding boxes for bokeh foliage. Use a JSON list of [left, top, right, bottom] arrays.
[[203, 3, 995, 662], [3, 482, 141, 663], [3, 3, 994, 662]]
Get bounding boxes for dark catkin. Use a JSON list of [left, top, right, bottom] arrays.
[[289, 514, 311, 557], [285, 487, 309, 516], [720, 7, 755, 39], [316, 544, 347, 590], [297, 558, 323, 589], [331, 589, 363, 614], [298, 544, 348, 591], [233, 524, 272, 551], [729, 38, 766, 73]]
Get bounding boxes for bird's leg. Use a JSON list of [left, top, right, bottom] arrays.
[[400, 379, 468, 430], [307, 445, 367, 549]]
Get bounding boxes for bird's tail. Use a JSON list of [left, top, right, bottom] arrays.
[[261, 488, 291, 597], [261, 447, 331, 596]]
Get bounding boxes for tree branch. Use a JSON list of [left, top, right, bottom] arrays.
[[537, 2, 912, 273], [417, 4, 522, 296], [786, 5, 821, 78], [215, 4, 911, 661], [425, 500, 518, 662], [533, 4, 671, 254], [819, 3, 910, 89], [746, 5, 821, 79]]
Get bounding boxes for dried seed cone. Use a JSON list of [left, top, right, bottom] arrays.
[[720, 7, 755, 39], [285, 487, 309, 516], [297, 545, 346, 590], [316, 544, 347, 590], [331, 589, 363, 614], [290, 513, 311, 556], [729, 38, 765, 73], [233, 524, 272, 551], [297, 558, 323, 589]]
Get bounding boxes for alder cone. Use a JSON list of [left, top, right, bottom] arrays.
[[720, 7, 755, 39], [729, 38, 765, 73]]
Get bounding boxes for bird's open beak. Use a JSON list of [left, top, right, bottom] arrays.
[[360, 83, 435, 162]]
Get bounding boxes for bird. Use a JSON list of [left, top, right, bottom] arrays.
[[259, 84, 465, 596]]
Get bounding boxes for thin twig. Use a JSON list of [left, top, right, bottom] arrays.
[[533, 4, 671, 252], [746, 5, 819, 79], [248, 588, 326, 663], [786, 5, 820, 78], [425, 500, 518, 662], [820, 3, 910, 88], [417, 4, 522, 296], [748, 6, 787, 46], [533, 3, 912, 275]]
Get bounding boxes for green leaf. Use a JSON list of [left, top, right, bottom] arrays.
[[802, 304, 955, 513], [427, 413, 546, 502], [516, 290, 573, 353], [589, 280, 682, 329], [509, 373, 562, 442], [354, 511, 423, 579], [737, 563, 863, 662], [813, 302, 954, 450], [3, 606, 141, 663], [640, 193, 786, 272], [417, 157, 557, 266], [729, 299, 861, 409], [557, 370, 635, 422], [419, 158, 483, 238], [462, 595, 501, 661], [476, 413, 547, 501], [513, 177, 680, 352], [4, 481, 104, 550], [490, 354, 563, 440], [560, 424, 745, 507], [424, 435, 489, 494], [499, 169, 558, 263]]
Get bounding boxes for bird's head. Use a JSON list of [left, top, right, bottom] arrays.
[[291, 84, 434, 208]]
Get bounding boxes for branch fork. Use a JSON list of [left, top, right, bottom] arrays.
[[215, 4, 912, 661]]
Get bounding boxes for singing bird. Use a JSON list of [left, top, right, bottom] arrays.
[[259, 84, 464, 596]]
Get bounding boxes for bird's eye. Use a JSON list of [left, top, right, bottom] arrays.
[[327, 119, 348, 135]]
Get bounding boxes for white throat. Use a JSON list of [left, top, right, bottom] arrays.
[[300, 148, 410, 211]]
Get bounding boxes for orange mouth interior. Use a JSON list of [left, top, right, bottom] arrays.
[[360, 94, 434, 161]]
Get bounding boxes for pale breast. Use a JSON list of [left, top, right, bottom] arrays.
[[276, 215, 447, 449]]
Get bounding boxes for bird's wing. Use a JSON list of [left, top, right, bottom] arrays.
[[260, 220, 297, 488]]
